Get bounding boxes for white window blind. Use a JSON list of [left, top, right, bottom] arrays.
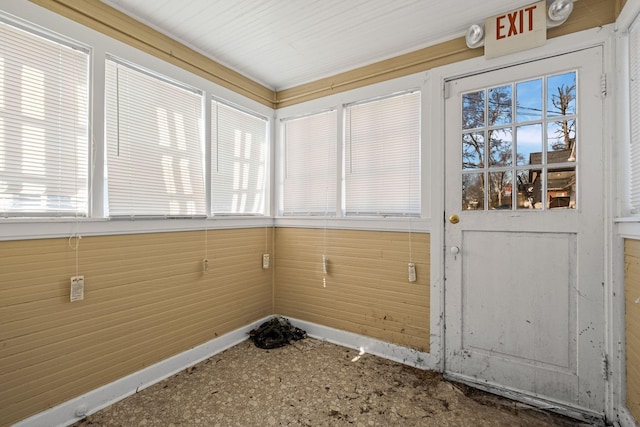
[[105, 58, 205, 217], [630, 18, 640, 213], [211, 101, 267, 215], [344, 91, 420, 216], [0, 19, 89, 216], [282, 110, 337, 216]]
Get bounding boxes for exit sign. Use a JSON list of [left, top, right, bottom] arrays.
[[484, 1, 547, 59]]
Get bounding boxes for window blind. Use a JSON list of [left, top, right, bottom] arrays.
[[344, 91, 420, 216], [0, 20, 89, 216], [630, 18, 640, 213], [105, 58, 205, 217], [282, 110, 337, 216], [211, 101, 267, 215]]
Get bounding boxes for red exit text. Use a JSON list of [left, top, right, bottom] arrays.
[[496, 5, 538, 40]]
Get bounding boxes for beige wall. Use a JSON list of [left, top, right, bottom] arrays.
[[625, 239, 640, 424], [274, 228, 430, 352], [0, 229, 273, 425]]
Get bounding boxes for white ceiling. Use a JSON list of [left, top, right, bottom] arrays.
[[101, 0, 538, 91]]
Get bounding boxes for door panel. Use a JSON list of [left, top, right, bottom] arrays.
[[444, 48, 604, 413], [462, 231, 575, 369]]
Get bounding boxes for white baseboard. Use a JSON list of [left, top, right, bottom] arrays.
[[13, 316, 271, 427], [285, 317, 437, 370], [12, 315, 436, 427], [618, 406, 639, 427]]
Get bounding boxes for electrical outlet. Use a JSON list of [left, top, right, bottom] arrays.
[[262, 253, 270, 269], [203, 258, 210, 274], [408, 263, 417, 282], [322, 255, 328, 274], [70, 275, 84, 302]]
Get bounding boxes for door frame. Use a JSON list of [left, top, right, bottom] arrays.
[[426, 25, 617, 422], [614, 3, 640, 427]]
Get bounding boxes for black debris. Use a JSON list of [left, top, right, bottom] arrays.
[[248, 316, 307, 349]]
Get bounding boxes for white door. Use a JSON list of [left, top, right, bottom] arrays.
[[444, 47, 605, 414]]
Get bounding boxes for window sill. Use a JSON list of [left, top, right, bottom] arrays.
[[274, 216, 430, 233], [0, 216, 273, 241], [0, 215, 432, 241], [615, 217, 640, 239]]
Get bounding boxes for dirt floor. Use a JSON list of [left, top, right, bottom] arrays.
[[73, 337, 594, 427]]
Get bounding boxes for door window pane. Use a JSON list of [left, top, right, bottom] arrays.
[[516, 169, 542, 209], [462, 91, 485, 130], [547, 119, 576, 162], [459, 70, 578, 211], [489, 128, 512, 167], [517, 124, 542, 166], [516, 79, 543, 122], [547, 72, 576, 118], [462, 173, 484, 210], [547, 167, 576, 209], [489, 171, 512, 209], [463, 132, 484, 170], [488, 85, 513, 126]]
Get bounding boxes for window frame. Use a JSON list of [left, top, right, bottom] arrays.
[[0, 5, 275, 241], [343, 89, 422, 217], [275, 74, 430, 232], [0, 15, 91, 218], [280, 109, 338, 216], [210, 97, 270, 217], [104, 55, 207, 219], [628, 13, 640, 216]]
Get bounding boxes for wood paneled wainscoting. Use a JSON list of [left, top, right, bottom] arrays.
[[1, 227, 432, 425], [0, 229, 273, 426], [274, 228, 430, 352], [625, 239, 640, 424]]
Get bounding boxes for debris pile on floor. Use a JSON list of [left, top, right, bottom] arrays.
[[248, 316, 306, 349]]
